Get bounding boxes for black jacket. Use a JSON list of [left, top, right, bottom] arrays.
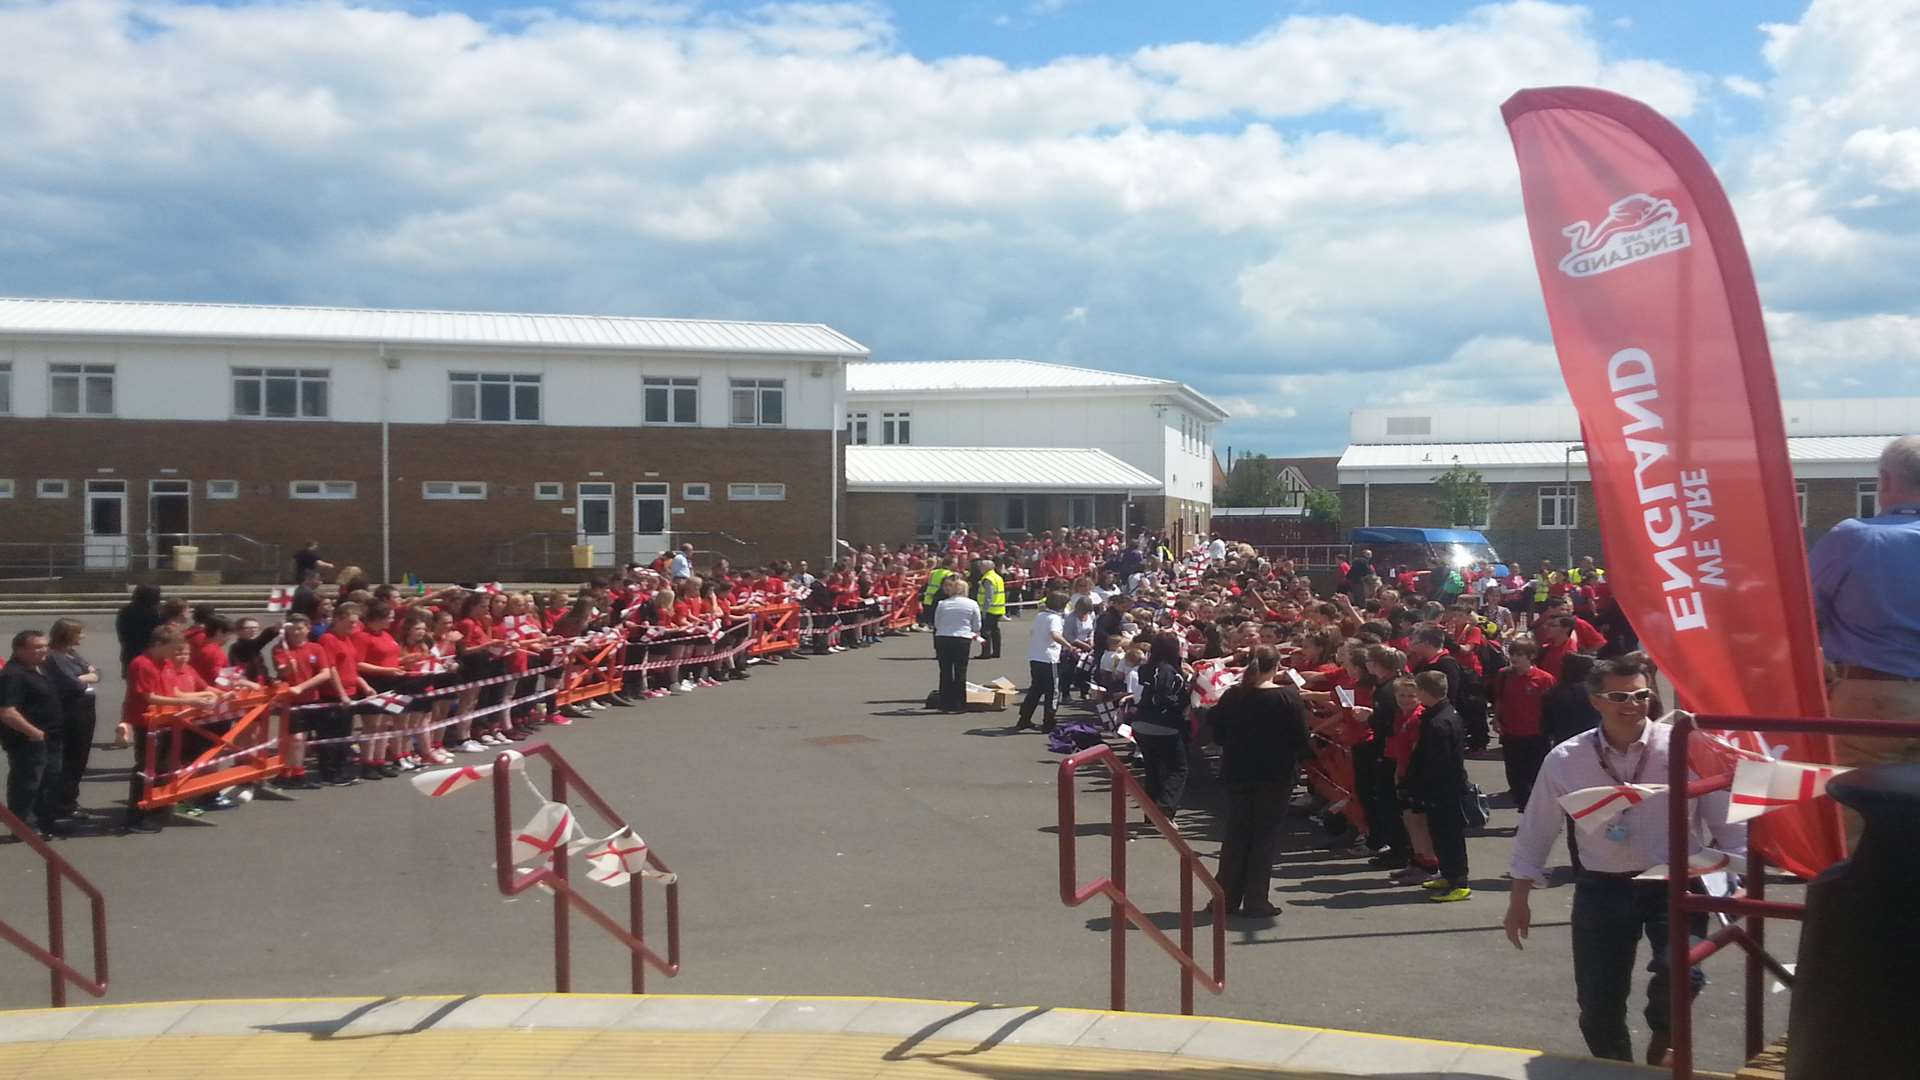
[[115, 605, 164, 670], [1404, 701, 1469, 803], [1214, 684, 1312, 784], [1543, 684, 1602, 746]]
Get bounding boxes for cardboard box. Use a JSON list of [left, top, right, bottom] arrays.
[[964, 677, 1018, 711]]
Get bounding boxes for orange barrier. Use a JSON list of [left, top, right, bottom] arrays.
[[138, 689, 290, 811], [748, 604, 801, 656], [555, 636, 623, 708]]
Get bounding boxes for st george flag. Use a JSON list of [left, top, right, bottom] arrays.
[[1502, 87, 1843, 877]]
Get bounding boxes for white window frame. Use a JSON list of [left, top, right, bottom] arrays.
[[1796, 481, 1808, 526], [1001, 494, 1028, 533], [0, 361, 11, 416], [847, 411, 869, 445], [206, 479, 240, 500], [290, 480, 357, 501], [730, 379, 785, 428], [727, 482, 787, 501], [1537, 484, 1577, 530], [682, 482, 711, 501], [881, 411, 911, 445], [449, 372, 542, 424], [422, 480, 488, 501], [642, 376, 700, 426], [0, 479, 14, 499], [534, 482, 565, 501], [1858, 482, 1879, 519], [37, 479, 70, 499], [49, 363, 114, 417], [915, 493, 961, 539], [232, 366, 330, 419], [1066, 494, 1095, 529]]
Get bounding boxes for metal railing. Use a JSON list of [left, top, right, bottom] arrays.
[[491, 742, 681, 993], [1246, 543, 1352, 570], [0, 532, 280, 578], [1665, 712, 1908, 1079], [1058, 743, 1226, 1015], [495, 530, 754, 572], [0, 805, 108, 1007]]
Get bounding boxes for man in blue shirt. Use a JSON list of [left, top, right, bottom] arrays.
[[1809, 436, 1920, 840]]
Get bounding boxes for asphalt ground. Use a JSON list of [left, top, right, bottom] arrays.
[[0, 614, 1795, 1071]]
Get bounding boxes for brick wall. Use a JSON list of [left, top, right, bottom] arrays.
[[0, 418, 834, 581], [844, 493, 918, 550]]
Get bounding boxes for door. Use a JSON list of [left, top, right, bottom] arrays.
[[575, 482, 615, 568], [632, 483, 670, 564], [149, 479, 192, 559], [84, 479, 129, 571]]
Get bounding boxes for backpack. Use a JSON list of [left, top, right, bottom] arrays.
[[1461, 783, 1492, 829]]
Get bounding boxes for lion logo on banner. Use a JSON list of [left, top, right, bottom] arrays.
[[1558, 193, 1691, 277]]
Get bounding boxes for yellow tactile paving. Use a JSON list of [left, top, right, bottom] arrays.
[[0, 1030, 1351, 1080]]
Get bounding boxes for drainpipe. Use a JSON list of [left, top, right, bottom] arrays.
[[1363, 470, 1372, 527], [380, 344, 396, 583]]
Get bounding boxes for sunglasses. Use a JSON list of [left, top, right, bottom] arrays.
[[1597, 688, 1655, 704]]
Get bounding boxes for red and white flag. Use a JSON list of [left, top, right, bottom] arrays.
[[214, 666, 246, 689], [1727, 759, 1853, 824], [267, 587, 294, 612], [363, 691, 412, 715], [1558, 783, 1668, 832], [1636, 848, 1747, 881], [410, 750, 523, 797], [511, 801, 577, 865], [569, 827, 650, 887], [1189, 659, 1240, 709], [480, 582, 504, 595]]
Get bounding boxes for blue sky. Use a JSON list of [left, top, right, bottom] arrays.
[[2, 0, 1916, 456]]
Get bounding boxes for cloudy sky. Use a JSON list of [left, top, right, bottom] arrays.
[[3, 0, 1916, 454]]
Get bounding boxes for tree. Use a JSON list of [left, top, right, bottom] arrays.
[[1303, 487, 1342, 525], [1219, 454, 1285, 507], [1432, 462, 1490, 528]]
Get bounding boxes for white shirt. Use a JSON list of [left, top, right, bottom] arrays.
[[1508, 719, 1747, 887], [1207, 538, 1227, 561], [669, 552, 692, 579], [933, 596, 982, 639], [1027, 610, 1066, 663]]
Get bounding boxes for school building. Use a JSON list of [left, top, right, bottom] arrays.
[[0, 297, 866, 582]]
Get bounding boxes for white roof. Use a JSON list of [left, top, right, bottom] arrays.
[[1339, 435, 1897, 481], [845, 445, 1160, 493], [847, 359, 1229, 420], [0, 297, 868, 358]]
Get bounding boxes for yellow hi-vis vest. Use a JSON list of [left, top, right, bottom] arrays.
[[922, 567, 951, 605], [976, 570, 1007, 616]]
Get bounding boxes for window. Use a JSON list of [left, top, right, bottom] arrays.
[[206, 479, 240, 500], [643, 377, 699, 425], [37, 479, 70, 499], [1386, 415, 1432, 436], [1796, 481, 1808, 526], [0, 361, 11, 415], [882, 411, 911, 445], [682, 482, 710, 501], [422, 481, 488, 500], [450, 372, 541, 423], [290, 480, 356, 500], [915, 493, 961, 538], [233, 367, 329, 419], [1858, 483, 1879, 519], [0, 479, 13, 499], [846, 412, 869, 445], [727, 482, 786, 501], [50, 363, 114, 416], [534, 482, 565, 501], [1066, 495, 1095, 529], [1001, 495, 1028, 533], [1538, 484, 1577, 530], [730, 379, 785, 427]]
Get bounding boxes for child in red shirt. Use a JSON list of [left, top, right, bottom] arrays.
[[120, 628, 222, 831], [1491, 639, 1557, 809]]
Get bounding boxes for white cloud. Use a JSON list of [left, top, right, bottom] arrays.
[[0, 0, 1911, 458], [1723, 74, 1766, 98]]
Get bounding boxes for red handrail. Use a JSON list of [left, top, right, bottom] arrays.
[[490, 743, 681, 993], [1058, 743, 1225, 1015], [1666, 712, 1915, 1079], [0, 804, 108, 1007]]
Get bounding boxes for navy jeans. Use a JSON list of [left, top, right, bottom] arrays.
[[1571, 874, 1707, 1061], [4, 734, 63, 829]]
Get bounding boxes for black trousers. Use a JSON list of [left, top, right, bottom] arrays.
[[1422, 790, 1470, 885], [1018, 659, 1057, 727], [1136, 730, 1189, 815], [933, 636, 971, 711], [1502, 734, 1549, 810], [1460, 690, 1491, 749], [978, 614, 1002, 658], [310, 706, 354, 779], [4, 734, 62, 828], [60, 695, 97, 813], [1353, 742, 1408, 852], [1216, 780, 1292, 911], [125, 727, 169, 826], [1571, 874, 1707, 1061]]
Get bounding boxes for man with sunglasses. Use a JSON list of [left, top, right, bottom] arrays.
[[1501, 654, 1746, 1067]]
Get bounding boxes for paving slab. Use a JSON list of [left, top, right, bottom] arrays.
[[616, 995, 778, 1031]]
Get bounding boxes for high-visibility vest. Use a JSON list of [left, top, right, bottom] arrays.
[[1532, 577, 1552, 602], [922, 567, 951, 604], [976, 570, 1007, 616], [1569, 567, 1603, 585]]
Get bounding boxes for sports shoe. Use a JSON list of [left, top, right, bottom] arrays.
[[1390, 866, 1438, 885], [431, 749, 456, 764], [458, 740, 487, 753], [327, 774, 361, 788], [550, 714, 574, 726], [699, 677, 720, 688], [677, 680, 696, 693], [1429, 886, 1473, 903], [1419, 877, 1453, 891], [588, 700, 609, 711]]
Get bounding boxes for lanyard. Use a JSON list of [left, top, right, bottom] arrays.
[[1593, 727, 1652, 787]]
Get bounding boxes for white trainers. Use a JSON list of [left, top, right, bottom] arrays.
[[458, 739, 487, 753], [678, 680, 697, 693]]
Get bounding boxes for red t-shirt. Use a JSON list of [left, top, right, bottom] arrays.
[[124, 654, 170, 729], [191, 641, 230, 686], [1387, 703, 1424, 775], [319, 633, 367, 698], [271, 642, 334, 704], [456, 616, 494, 652], [1493, 665, 1557, 738], [353, 628, 402, 671], [1537, 636, 1576, 680]]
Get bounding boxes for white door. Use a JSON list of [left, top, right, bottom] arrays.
[[632, 483, 671, 565], [84, 479, 130, 571], [576, 482, 615, 568]]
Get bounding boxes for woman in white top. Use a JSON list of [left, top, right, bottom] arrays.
[[1018, 591, 1088, 732], [1058, 597, 1097, 704], [931, 574, 982, 712]]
